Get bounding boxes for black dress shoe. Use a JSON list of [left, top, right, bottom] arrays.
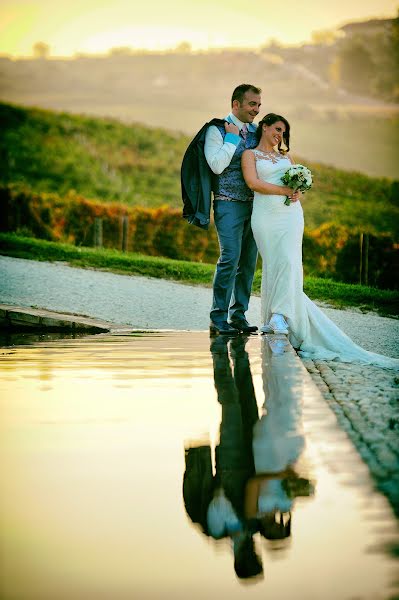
[[209, 321, 240, 336], [229, 318, 258, 333]]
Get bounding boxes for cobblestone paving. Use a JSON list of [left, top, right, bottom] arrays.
[[302, 358, 399, 516]]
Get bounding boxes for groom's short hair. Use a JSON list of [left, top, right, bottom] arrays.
[[231, 84, 262, 106]]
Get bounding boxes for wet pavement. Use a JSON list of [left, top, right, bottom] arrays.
[[1, 331, 398, 600]]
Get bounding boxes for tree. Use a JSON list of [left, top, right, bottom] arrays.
[[33, 42, 50, 59], [311, 29, 340, 46], [336, 38, 376, 94], [334, 16, 399, 101], [109, 47, 133, 56], [175, 41, 192, 54]]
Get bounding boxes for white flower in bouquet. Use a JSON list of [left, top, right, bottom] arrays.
[[281, 164, 313, 206]]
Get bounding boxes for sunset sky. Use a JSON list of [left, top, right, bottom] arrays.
[[1, 0, 398, 57]]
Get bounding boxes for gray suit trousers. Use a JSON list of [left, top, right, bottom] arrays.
[[210, 200, 258, 325]]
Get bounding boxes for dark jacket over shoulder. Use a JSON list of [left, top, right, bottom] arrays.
[[181, 118, 226, 230]]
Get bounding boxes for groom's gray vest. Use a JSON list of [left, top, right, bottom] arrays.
[[212, 124, 257, 202]]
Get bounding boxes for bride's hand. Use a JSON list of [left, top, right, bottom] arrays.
[[289, 190, 302, 202]]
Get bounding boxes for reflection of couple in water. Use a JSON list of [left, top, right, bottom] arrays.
[[183, 335, 314, 580]]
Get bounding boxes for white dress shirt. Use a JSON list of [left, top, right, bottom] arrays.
[[204, 113, 257, 175]]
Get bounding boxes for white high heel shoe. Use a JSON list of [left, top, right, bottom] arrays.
[[260, 314, 289, 335]]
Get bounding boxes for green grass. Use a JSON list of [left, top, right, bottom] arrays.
[[0, 102, 188, 207], [1, 234, 397, 317]]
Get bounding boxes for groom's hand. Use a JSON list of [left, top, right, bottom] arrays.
[[225, 122, 240, 135]]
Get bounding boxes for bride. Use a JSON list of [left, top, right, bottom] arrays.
[[241, 113, 399, 369]]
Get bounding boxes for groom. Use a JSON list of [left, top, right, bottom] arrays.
[[205, 83, 261, 335]]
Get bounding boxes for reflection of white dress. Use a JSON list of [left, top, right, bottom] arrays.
[[252, 342, 305, 474], [250, 150, 399, 369], [253, 341, 306, 513]]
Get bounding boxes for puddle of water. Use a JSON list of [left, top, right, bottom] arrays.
[[0, 332, 398, 600]]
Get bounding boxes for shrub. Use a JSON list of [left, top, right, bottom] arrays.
[[1, 182, 397, 289]]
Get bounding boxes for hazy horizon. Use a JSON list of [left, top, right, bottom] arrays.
[[1, 0, 397, 58]]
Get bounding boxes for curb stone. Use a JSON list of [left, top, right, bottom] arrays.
[[0, 304, 128, 333], [302, 358, 399, 517]]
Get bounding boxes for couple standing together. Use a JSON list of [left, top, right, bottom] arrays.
[[182, 83, 398, 369]]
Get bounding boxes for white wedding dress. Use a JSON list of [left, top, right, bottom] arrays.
[[250, 149, 399, 369]]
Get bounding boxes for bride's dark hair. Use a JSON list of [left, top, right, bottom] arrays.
[[256, 113, 290, 152]]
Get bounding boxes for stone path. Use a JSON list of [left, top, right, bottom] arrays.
[[303, 359, 399, 515]]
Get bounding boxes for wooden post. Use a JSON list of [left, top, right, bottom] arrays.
[[94, 217, 103, 248], [359, 233, 363, 285], [364, 233, 369, 286], [15, 203, 21, 231], [121, 216, 129, 252]]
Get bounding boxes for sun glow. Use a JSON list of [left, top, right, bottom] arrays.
[[81, 26, 210, 53], [0, 0, 397, 57]]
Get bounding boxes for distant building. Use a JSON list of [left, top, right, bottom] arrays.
[[339, 18, 393, 37]]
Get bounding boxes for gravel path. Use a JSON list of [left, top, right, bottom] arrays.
[[1, 254, 399, 515], [1, 255, 398, 358]]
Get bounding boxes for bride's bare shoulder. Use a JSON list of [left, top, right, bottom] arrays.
[[242, 149, 256, 161], [242, 148, 256, 155]]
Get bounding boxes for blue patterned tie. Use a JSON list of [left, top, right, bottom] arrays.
[[241, 123, 248, 141]]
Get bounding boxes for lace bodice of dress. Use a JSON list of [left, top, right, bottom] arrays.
[[251, 149, 292, 187]]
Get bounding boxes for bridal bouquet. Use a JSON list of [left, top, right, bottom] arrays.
[[281, 164, 313, 205]]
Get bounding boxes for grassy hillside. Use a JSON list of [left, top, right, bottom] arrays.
[[1, 102, 398, 237], [0, 102, 188, 206], [1, 51, 398, 178]]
